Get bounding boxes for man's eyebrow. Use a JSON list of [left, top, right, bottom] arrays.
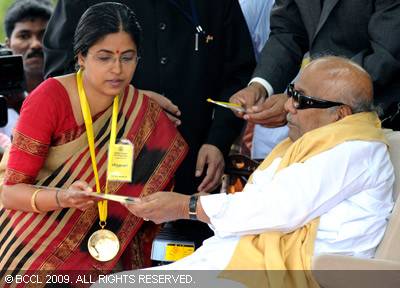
[[15, 29, 32, 34], [293, 85, 306, 94]]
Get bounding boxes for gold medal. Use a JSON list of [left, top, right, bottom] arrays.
[[88, 229, 120, 262]]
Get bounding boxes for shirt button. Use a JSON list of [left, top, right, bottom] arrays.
[[160, 57, 168, 65], [159, 22, 167, 30]]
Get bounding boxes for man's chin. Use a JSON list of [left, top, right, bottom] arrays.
[[288, 129, 300, 142], [25, 66, 44, 76]]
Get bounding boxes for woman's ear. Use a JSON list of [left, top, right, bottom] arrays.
[[77, 53, 85, 70]]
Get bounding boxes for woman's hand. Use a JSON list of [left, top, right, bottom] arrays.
[[58, 180, 97, 211]]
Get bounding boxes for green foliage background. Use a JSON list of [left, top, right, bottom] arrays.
[[0, 0, 57, 43]]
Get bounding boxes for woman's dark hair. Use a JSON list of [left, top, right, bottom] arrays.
[[73, 2, 142, 59]]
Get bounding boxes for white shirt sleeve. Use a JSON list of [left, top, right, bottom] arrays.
[[200, 141, 393, 238], [249, 77, 274, 97]]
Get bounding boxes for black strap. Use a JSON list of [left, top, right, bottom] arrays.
[[188, 195, 198, 220]]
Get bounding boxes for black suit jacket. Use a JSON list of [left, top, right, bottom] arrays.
[[254, 0, 400, 118], [43, 0, 256, 194]]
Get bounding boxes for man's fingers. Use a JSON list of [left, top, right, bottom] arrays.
[[164, 101, 181, 116], [247, 99, 274, 113], [244, 109, 273, 123], [229, 94, 247, 118], [244, 93, 288, 124], [161, 99, 181, 117], [245, 104, 287, 125], [230, 89, 246, 103], [143, 89, 181, 116], [125, 202, 148, 217], [197, 163, 218, 192], [206, 165, 224, 192], [199, 171, 222, 193], [165, 113, 181, 126], [195, 152, 207, 177], [246, 114, 286, 126]]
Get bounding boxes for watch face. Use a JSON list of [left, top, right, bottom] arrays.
[[189, 195, 198, 220]]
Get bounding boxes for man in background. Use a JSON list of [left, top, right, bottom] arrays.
[[231, 0, 400, 153], [238, 0, 289, 159], [1, 0, 53, 137]]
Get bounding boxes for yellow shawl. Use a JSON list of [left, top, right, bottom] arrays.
[[221, 112, 387, 288]]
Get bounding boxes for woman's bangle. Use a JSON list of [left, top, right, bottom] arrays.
[[31, 189, 43, 213], [55, 189, 62, 208]]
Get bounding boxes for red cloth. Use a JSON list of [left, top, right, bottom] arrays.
[[6, 78, 101, 184]]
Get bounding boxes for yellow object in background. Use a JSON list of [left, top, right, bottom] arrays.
[[165, 243, 195, 262]]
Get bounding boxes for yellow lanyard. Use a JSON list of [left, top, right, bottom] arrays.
[[76, 69, 119, 227]]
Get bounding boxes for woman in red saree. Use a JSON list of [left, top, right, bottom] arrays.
[[0, 2, 187, 276]]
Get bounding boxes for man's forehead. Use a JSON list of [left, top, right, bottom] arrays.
[[296, 66, 334, 98], [12, 18, 48, 32], [295, 67, 322, 89]]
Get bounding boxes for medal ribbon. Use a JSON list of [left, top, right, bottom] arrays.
[[76, 69, 119, 228]]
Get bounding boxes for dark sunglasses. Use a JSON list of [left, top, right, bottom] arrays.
[[287, 83, 344, 109]]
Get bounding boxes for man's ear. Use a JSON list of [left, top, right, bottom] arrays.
[[337, 105, 353, 120], [5, 38, 10, 48]]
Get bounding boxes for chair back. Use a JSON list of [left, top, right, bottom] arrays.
[[375, 130, 400, 260]]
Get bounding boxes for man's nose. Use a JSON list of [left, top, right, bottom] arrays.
[[30, 36, 42, 49], [284, 97, 297, 114]]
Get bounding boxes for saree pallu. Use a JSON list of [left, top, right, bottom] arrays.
[[0, 86, 187, 281]]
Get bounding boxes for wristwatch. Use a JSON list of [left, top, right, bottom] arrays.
[[188, 195, 199, 220]]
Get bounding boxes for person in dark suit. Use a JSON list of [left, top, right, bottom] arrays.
[[231, 0, 400, 130], [43, 0, 255, 248]]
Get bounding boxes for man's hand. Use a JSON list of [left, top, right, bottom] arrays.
[[125, 191, 189, 224], [244, 93, 288, 127], [229, 82, 267, 118], [195, 144, 225, 193], [142, 90, 181, 126]]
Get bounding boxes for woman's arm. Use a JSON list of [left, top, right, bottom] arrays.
[[1, 181, 97, 213]]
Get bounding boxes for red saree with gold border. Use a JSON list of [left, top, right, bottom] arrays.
[[0, 85, 187, 280]]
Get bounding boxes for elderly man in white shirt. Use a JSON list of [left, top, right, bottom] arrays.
[[125, 57, 394, 273]]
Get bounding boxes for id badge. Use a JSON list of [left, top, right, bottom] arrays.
[[107, 139, 134, 182]]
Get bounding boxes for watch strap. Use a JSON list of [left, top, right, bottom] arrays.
[[188, 195, 198, 220]]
